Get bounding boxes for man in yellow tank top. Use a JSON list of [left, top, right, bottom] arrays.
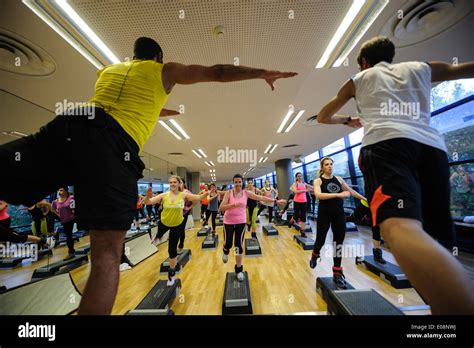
[[0, 36, 297, 314]]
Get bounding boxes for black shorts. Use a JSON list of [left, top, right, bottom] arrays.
[[0, 107, 144, 231], [293, 201, 307, 223], [359, 138, 453, 244]]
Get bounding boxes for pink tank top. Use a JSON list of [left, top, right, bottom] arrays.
[[223, 189, 247, 224], [294, 182, 307, 203]]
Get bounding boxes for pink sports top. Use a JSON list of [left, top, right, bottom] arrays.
[[294, 182, 307, 203], [223, 189, 248, 224]]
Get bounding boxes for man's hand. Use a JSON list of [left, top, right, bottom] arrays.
[[263, 71, 298, 91], [346, 117, 362, 128]]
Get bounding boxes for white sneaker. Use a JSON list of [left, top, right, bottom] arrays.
[[151, 237, 160, 246], [237, 272, 245, 282], [222, 253, 228, 264], [177, 248, 183, 255], [119, 263, 132, 272]]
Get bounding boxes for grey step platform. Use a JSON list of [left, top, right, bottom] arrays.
[[316, 276, 355, 305], [0, 249, 53, 269], [75, 245, 91, 255], [222, 272, 252, 315], [160, 249, 191, 274], [346, 222, 358, 232], [293, 235, 314, 250], [123, 233, 158, 267], [328, 289, 404, 315], [355, 256, 411, 289], [197, 225, 211, 237], [245, 238, 262, 257], [31, 254, 89, 280], [262, 224, 278, 236], [293, 223, 312, 233], [127, 279, 180, 315], [202, 234, 218, 250]]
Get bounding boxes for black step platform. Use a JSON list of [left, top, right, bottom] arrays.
[[262, 224, 278, 236], [316, 276, 355, 305], [202, 234, 218, 250], [293, 235, 314, 250], [355, 256, 411, 289], [31, 254, 89, 280], [294, 223, 312, 233], [160, 249, 191, 274], [75, 245, 91, 255], [328, 289, 404, 315], [127, 279, 181, 315], [346, 222, 358, 232], [197, 225, 211, 237], [222, 272, 252, 315], [245, 238, 262, 257]]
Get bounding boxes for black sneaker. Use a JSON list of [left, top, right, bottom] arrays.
[[373, 248, 386, 264], [309, 253, 320, 269], [301, 232, 307, 238], [251, 232, 257, 239], [167, 268, 176, 286], [333, 272, 347, 289]]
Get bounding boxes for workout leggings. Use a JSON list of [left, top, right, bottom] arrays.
[[157, 220, 181, 259], [257, 205, 274, 223], [146, 205, 154, 218], [200, 204, 208, 219], [223, 223, 246, 255], [0, 218, 28, 243], [61, 219, 76, 254], [135, 207, 145, 221], [177, 213, 190, 249], [353, 203, 381, 241], [204, 210, 218, 231], [246, 206, 258, 229], [313, 209, 346, 268]]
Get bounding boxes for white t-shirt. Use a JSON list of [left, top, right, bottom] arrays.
[[351, 61, 447, 152]]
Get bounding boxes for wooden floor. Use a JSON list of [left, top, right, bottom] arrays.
[[4, 216, 462, 315]]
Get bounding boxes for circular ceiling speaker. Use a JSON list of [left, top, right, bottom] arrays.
[[0, 28, 56, 76], [380, 0, 474, 48]]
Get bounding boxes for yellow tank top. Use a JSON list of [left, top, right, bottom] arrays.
[[89, 60, 169, 150], [161, 191, 185, 227]]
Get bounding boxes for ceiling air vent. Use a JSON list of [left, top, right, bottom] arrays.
[[380, 0, 474, 47], [168, 153, 184, 156], [0, 28, 56, 76]]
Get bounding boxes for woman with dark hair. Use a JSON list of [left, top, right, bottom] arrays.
[[309, 157, 366, 289], [290, 172, 313, 237], [52, 186, 76, 260], [28, 200, 52, 237], [199, 184, 209, 223], [177, 178, 197, 254], [246, 178, 261, 238], [257, 179, 278, 224], [219, 174, 279, 281], [204, 183, 220, 235]]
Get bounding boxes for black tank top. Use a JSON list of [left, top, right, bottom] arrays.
[[247, 188, 257, 208], [29, 206, 44, 221], [318, 176, 343, 211]]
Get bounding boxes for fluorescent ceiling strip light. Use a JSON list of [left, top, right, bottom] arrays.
[[333, 0, 389, 67], [54, 0, 120, 64], [198, 149, 207, 158], [192, 149, 202, 158], [262, 157, 268, 163], [264, 144, 272, 154], [22, 0, 103, 69], [159, 120, 182, 140], [269, 144, 278, 153], [169, 119, 190, 140], [205, 162, 211, 167], [209, 161, 215, 167], [285, 110, 305, 133], [277, 109, 294, 133], [258, 157, 264, 163], [316, 0, 366, 68]]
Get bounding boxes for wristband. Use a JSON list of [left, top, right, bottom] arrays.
[[343, 116, 351, 125]]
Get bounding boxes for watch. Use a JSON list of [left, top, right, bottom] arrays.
[[343, 116, 352, 125]]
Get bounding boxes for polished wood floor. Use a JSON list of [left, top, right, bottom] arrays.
[[2, 216, 454, 315]]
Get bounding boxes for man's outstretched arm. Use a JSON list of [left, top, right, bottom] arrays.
[[430, 61, 474, 82]]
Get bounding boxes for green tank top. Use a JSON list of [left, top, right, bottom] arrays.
[[161, 191, 185, 227]]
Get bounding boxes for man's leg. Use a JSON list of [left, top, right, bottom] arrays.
[[380, 217, 474, 314], [78, 229, 125, 315]]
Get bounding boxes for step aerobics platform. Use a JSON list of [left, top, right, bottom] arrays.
[[222, 272, 252, 315], [127, 279, 181, 315], [160, 249, 191, 274], [245, 238, 262, 257], [293, 235, 314, 250], [355, 256, 411, 289]]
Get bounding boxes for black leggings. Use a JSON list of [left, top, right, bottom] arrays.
[[204, 210, 218, 231], [200, 204, 208, 219], [135, 207, 145, 221], [257, 205, 274, 223], [177, 213, 189, 249], [0, 218, 28, 243], [157, 220, 181, 259], [352, 203, 381, 241], [313, 209, 346, 268], [146, 205, 154, 218], [61, 219, 75, 254], [223, 223, 246, 255]]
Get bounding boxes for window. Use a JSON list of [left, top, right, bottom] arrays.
[[355, 177, 365, 197], [430, 97, 474, 162], [430, 79, 474, 111], [351, 145, 362, 176], [330, 151, 350, 178], [323, 138, 345, 156], [291, 161, 301, 168], [349, 128, 364, 145], [450, 163, 474, 218], [304, 151, 319, 163], [305, 161, 321, 183], [8, 205, 32, 228]]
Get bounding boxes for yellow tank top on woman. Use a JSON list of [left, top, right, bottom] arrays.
[[160, 192, 185, 227], [89, 60, 169, 150]]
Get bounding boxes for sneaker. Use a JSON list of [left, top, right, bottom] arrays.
[[119, 263, 132, 272], [167, 268, 176, 286], [235, 265, 244, 282], [151, 237, 161, 246], [64, 253, 75, 261], [333, 272, 347, 289], [222, 253, 228, 264], [301, 232, 307, 238], [373, 248, 386, 264], [177, 248, 184, 255], [251, 232, 257, 239], [309, 253, 320, 269]]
